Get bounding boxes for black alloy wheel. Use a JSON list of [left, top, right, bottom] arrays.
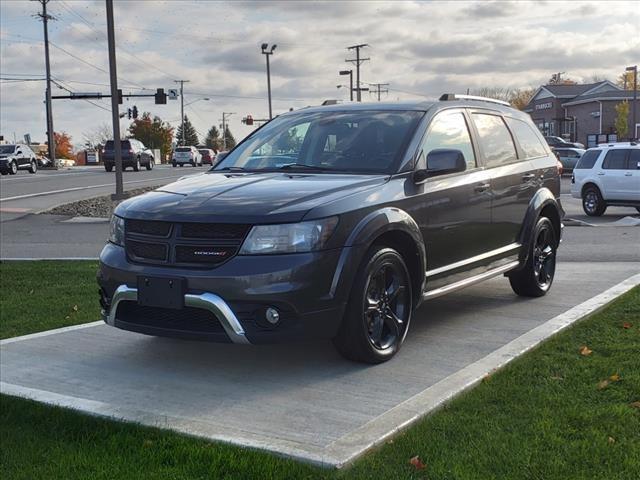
[[582, 186, 606, 216], [333, 246, 413, 363]]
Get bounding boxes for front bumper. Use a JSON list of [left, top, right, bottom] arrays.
[[98, 243, 362, 344]]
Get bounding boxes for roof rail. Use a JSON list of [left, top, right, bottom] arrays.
[[440, 93, 511, 107]]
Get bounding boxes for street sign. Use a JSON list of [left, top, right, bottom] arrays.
[[168, 89, 178, 100], [24, 133, 31, 145]]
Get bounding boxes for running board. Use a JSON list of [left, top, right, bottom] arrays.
[[422, 261, 519, 300]]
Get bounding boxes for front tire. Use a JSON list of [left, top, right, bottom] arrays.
[[28, 160, 37, 174], [582, 185, 606, 216], [105, 164, 113, 172], [133, 158, 141, 172], [146, 160, 153, 170], [509, 217, 557, 297], [333, 246, 413, 364], [9, 161, 17, 175]]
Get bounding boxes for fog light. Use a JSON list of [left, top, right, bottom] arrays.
[[265, 307, 280, 325]]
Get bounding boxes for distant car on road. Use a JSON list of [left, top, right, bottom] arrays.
[[214, 151, 228, 165], [103, 139, 154, 172], [198, 148, 216, 165], [544, 135, 585, 150], [172, 146, 202, 167], [571, 143, 640, 216], [0, 144, 38, 175], [553, 147, 585, 173]]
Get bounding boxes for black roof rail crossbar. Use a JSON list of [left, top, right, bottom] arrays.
[[440, 93, 511, 107]]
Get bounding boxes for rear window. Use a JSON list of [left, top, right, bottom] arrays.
[[630, 149, 640, 169], [602, 149, 628, 170], [104, 140, 131, 150], [575, 149, 601, 169], [471, 113, 517, 167], [198, 150, 210, 155], [506, 117, 547, 158], [175, 147, 191, 152]]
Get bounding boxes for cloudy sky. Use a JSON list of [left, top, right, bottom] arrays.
[[1, 0, 638, 147]]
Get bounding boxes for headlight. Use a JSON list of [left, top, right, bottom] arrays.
[[109, 215, 125, 246], [239, 217, 338, 255]]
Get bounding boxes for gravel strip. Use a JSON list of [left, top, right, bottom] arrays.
[[43, 187, 157, 218]]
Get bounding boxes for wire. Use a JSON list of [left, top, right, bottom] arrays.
[[51, 79, 112, 113]]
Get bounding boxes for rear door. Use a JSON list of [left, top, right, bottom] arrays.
[[600, 149, 630, 199], [623, 149, 640, 200]]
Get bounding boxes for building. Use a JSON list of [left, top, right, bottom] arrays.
[[524, 80, 639, 147]]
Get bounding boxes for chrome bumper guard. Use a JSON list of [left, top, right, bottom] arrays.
[[102, 285, 250, 344]]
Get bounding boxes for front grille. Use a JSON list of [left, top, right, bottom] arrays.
[[124, 219, 250, 267], [127, 240, 167, 261], [175, 245, 237, 264], [116, 301, 225, 334]]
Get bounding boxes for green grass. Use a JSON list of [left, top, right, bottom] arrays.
[[0, 260, 100, 339], [1, 261, 639, 479]]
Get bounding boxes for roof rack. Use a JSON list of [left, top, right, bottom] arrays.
[[439, 93, 511, 107]]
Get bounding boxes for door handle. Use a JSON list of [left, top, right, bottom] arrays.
[[522, 173, 536, 182], [597, 172, 605, 175], [474, 182, 490, 193]]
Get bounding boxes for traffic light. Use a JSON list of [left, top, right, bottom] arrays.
[[242, 115, 254, 126], [132, 106, 138, 119], [117, 89, 123, 104], [127, 108, 132, 120], [154, 88, 167, 105]]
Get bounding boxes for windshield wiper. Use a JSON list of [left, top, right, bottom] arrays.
[[216, 166, 246, 172], [278, 163, 333, 171]]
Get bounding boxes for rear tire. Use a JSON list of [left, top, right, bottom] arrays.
[[509, 217, 557, 297], [28, 160, 37, 174], [582, 185, 606, 216], [105, 164, 113, 172], [179, 163, 183, 167], [172, 162, 177, 168], [333, 246, 413, 364], [133, 158, 141, 172], [146, 160, 153, 171]]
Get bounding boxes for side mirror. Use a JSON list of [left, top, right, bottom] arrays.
[[426, 149, 467, 176]]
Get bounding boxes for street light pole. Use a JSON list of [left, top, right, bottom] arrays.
[[261, 44, 277, 119], [221, 112, 235, 150], [175, 79, 190, 145], [339, 70, 353, 101], [626, 65, 638, 140], [105, 0, 123, 199], [36, 0, 56, 166]]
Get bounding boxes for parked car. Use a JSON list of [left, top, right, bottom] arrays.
[[103, 139, 154, 172], [214, 151, 228, 165], [544, 135, 585, 150], [99, 95, 563, 363], [198, 148, 216, 165], [172, 146, 202, 167], [0, 144, 38, 175], [553, 147, 585, 173], [571, 143, 640, 216]]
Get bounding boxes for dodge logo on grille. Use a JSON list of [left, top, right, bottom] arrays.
[[193, 250, 227, 256]]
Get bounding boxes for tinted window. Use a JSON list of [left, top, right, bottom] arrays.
[[506, 118, 547, 158], [216, 111, 423, 174], [630, 149, 640, 169], [175, 147, 191, 152], [575, 149, 601, 169], [602, 149, 628, 170], [422, 112, 476, 169], [0, 145, 16, 154], [472, 113, 517, 167], [104, 140, 131, 150]]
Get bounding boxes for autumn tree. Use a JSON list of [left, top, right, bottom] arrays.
[[205, 125, 222, 151], [175, 115, 199, 146], [54, 131, 73, 159], [128, 113, 174, 161], [617, 70, 636, 90], [223, 124, 236, 149], [472, 87, 536, 110], [615, 101, 630, 139], [509, 88, 536, 110]]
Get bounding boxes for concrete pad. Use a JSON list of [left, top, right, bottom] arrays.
[[1, 262, 639, 468]]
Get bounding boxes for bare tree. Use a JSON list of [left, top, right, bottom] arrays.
[[82, 123, 113, 148]]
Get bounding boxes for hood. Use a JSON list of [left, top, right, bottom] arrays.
[[116, 171, 388, 223]]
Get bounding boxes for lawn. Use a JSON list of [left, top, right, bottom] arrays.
[[1, 261, 639, 479]]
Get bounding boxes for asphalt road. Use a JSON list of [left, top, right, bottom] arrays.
[[0, 164, 209, 222]]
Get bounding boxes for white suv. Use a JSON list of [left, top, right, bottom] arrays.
[[571, 143, 640, 216], [172, 146, 202, 167]]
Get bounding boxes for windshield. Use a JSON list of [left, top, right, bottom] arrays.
[[215, 110, 423, 174], [104, 140, 131, 150], [176, 147, 191, 152], [0, 145, 16, 154]]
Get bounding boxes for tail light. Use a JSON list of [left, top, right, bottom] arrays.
[[556, 160, 563, 176]]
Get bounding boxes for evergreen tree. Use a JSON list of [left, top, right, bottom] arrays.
[[175, 115, 199, 146], [205, 125, 222, 151], [223, 125, 236, 150], [128, 113, 174, 161]]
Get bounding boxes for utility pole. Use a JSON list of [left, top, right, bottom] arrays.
[[35, 0, 56, 166], [339, 70, 353, 101], [261, 44, 277, 119], [105, 0, 124, 199], [369, 82, 389, 101], [221, 112, 235, 150], [174, 80, 190, 145], [626, 65, 638, 140], [346, 44, 369, 102]]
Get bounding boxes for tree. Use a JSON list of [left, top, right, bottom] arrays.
[[472, 87, 511, 103], [128, 112, 174, 161], [175, 115, 199, 146], [472, 87, 535, 110], [54, 131, 73, 159], [548, 73, 577, 85], [82, 123, 112, 148], [205, 125, 222, 151], [223, 124, 236, 149], [509, 87, 536, 110], [615, 101, 630, 139], [617, 70, 636, 90]]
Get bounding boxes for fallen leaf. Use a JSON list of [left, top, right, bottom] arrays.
[[65, 316, 70, 320], [29, 289, 34, 295], [142, 439, 153, 447], [609, 373, 621, 382], [629, 401, 640, 409], [622, 322, 632, 329], [73, 305, 79, 312], [608, 436, 615, 444], [550, 375, 564, 381], [409, 455, 426, 470], [597, 379, 610, 390], [579, 345, 593, 356]]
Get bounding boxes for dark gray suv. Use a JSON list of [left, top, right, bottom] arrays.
[[98, 95, 563, 363]]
